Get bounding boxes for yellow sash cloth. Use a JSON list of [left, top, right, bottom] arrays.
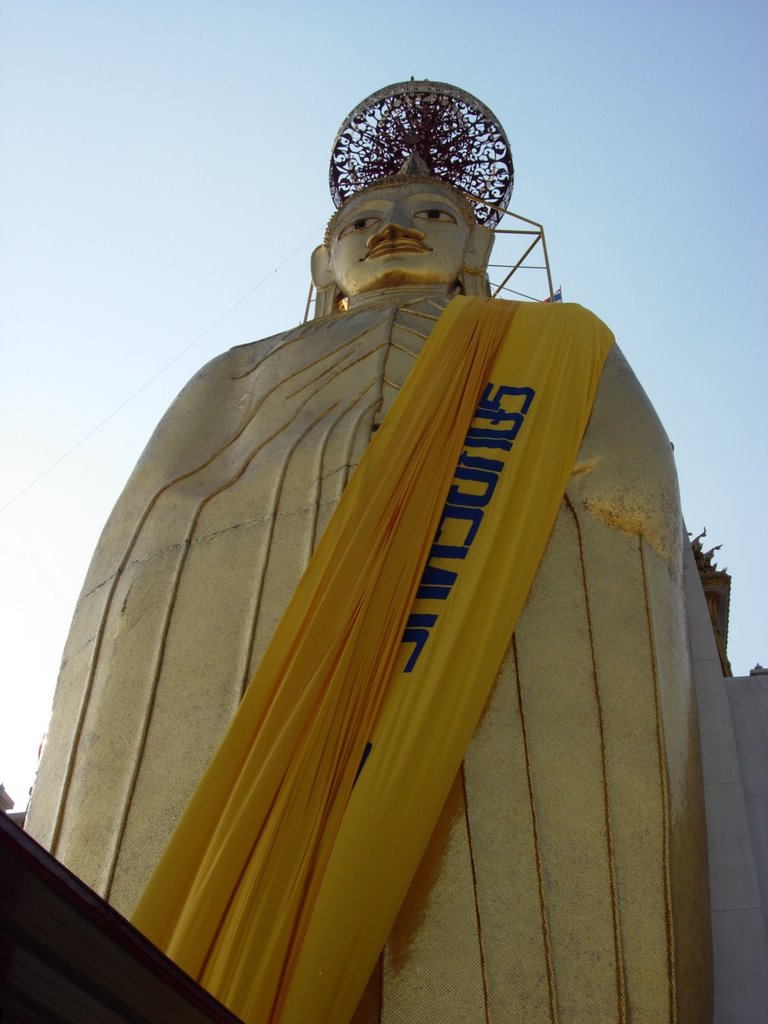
[[132, 296, 613, 1023]]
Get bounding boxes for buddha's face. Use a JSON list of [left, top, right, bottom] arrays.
[[327, 182, 474, 297]]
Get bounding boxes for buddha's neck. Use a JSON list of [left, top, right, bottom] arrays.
[[345, 284, 459, 313]]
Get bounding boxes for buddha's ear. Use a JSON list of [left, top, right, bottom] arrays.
[[464, 224, 494, 274], [311, 244, 335, 289], [460, 224, 495, 297], [310, 244, 341, 318]]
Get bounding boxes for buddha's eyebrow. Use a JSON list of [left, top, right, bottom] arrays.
[[344, 204, 388, 217], [409, 197, 459, 208]]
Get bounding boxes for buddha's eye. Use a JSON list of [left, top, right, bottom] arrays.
[[339, 216, 380, 238], [414, 209, 457, 223]]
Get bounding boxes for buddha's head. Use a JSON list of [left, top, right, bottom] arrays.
[[312, 80, 513, 314], [311, 177, 494, 311]]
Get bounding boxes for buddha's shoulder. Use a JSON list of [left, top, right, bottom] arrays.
[[190, 305, 398, 385], [563, 316, 680, 561], [511, 299, 614, 348], [511, 301, 651, 411]]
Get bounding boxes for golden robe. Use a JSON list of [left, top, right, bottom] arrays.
[[27, 290, 711, 1022]]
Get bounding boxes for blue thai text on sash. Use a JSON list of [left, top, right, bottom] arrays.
[[401, 381, 535, 672]]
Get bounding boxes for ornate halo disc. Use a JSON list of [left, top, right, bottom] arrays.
[[329, 80, 513, 228]]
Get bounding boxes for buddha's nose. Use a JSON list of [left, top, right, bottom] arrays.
[[367, 221, 426, 247]]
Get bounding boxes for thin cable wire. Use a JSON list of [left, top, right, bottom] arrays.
[[0, 225, 323, 515]]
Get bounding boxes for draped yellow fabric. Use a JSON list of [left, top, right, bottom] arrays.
[[132, 296, 613, 1023]]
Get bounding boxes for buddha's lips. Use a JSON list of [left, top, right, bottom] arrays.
[[364, 239, 432, 259]]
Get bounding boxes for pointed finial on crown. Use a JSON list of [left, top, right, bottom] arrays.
[[329, 80, 514, 227], [394, 151, 432, 179]]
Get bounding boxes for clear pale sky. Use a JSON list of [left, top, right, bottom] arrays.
[[1, 0, 766, 808]]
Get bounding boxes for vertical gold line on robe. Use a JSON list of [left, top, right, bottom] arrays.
[[460, 762, 492, 1024], [565, 495, 627, 1023], [512, 635, 559, 1024], [307, 389, 381, 558], [639, 536, 677, 1022], [237, 386, 379, 697]]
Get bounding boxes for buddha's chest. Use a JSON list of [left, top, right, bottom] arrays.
[[179, 301, 679, 565]]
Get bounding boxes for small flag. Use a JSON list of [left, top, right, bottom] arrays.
[[542, 286, 562, 303]]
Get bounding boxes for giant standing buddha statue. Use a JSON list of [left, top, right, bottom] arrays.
[[27, 82, 712, 1023]]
